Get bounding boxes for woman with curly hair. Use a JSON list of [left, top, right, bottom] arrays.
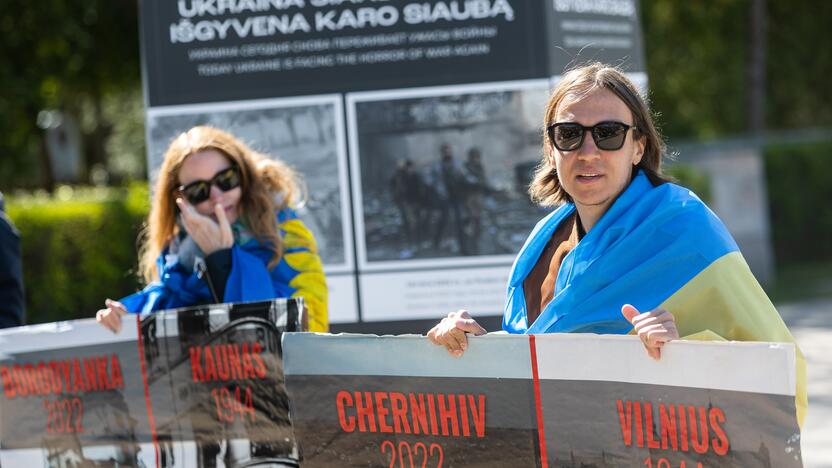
[[96, 126, 328, 332]]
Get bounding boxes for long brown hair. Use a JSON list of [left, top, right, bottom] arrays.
[[139, 126, 304, 283], [529, 62, 671, 207]]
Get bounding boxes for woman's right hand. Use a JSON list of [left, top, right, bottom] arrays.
[[96, 298, 128, 333], [176, 198, 234, 256], [427, 310, 487, 357]]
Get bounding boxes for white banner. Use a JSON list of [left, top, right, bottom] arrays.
[[284, 333, 802, 467]]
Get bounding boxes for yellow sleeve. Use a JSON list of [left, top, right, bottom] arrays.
[[660, 251, 807, 427], [281, 217, 329, 332]]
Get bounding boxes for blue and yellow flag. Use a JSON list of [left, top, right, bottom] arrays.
[[503, 171, 806, 424], [121, 207, 328, 332]]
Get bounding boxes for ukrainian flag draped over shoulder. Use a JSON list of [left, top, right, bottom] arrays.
[[503, 170, 806, 425], [271, 207, 328, 333]]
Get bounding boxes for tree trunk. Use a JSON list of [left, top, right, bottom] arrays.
[[37, 132, 55, 193], [747, 0, 766, 136], [87, 96, 112, 184]]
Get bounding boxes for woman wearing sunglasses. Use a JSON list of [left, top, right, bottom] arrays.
[[96, 126, 327, 332], [428, 62, 806, 424]]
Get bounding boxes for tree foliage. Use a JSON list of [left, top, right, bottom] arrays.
[[0, 0, 140, 191], [642, 0, 832, 138], [0, 1, 830, 192], [764, 1, 832, 129], [6, 184, 149, 323], [642, 0, 750, 139]]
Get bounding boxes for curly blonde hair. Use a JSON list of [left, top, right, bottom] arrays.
[[139, 126, 304, 283], [529, 62, 671, 207]]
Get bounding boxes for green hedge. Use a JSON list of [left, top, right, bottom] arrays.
[[6, 184, 149, 324], [765, 140, 832, 266]]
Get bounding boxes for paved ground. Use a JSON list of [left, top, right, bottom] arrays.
[[779, 297, 832, 467]]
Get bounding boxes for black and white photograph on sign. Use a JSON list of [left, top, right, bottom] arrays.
[[348, 82, 550, 266], [146, 97, 351, 270]]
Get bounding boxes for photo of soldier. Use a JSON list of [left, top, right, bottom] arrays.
[[462, 147, 495, 255], [352, 86, 550, 263], [428, 144, 470, 255], [388, 159, 427, 254]]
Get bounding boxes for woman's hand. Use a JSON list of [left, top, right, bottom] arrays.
[[96, 298, 128, 333], [176, 198, 234, 255], [427, 310, 487, 357], [621, 304, 679, 360]]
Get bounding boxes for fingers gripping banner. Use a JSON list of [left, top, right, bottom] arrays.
[[283, 333, 802, 467], [0, 299, 302, 467]]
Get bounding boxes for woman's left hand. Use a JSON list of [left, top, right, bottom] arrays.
[[621, 304, 679, 360], [176, 198, 234, 255]]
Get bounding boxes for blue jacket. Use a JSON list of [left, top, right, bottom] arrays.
[[120, 208, 328, 330]]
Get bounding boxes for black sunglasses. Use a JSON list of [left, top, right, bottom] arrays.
[[178, 166, 242, 205], [547, 121, 637, 152]]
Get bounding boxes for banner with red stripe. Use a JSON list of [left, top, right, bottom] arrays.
[[283, 333, 801, 467]]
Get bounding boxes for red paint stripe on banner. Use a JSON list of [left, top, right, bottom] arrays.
[[135, 315, 160, 468], [529, 335, 549, 468]]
